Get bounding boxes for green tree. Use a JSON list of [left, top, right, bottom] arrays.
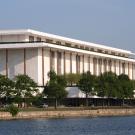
[[0, 74, 14, 104], [14, 74, 38, 107], [78, 71, 96, 106], [66, 73, 81, 86], [57, 75, 67, 87], [44, 70, 67, 109], [96, 72, 118, 98], [118, 74, 134, 99]]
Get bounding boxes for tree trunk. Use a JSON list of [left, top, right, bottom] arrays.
[[86, 93, 88, 107], [55, 98, 57, 109], [122, 98, 124, 106]]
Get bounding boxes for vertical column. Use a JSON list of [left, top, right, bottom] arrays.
[[57, 52, 62, 75], [114, 60, 117, 74], [128, 63, 132, 79], [64, 51, 66, 75], [106, 59, 109, 72], [90, 57, 93, 75], [50, 49, 52, 70], [93, 58, 97, 75], [80, 55, 83, 73], [6, 49, 8, 77], [44, 48, 51, 83], [125, 62, 128, 75], [132, 63, 134, 80], [61, 52, 64, 75], [93, 58, 95, 75], [98, 59, 102, 75], [42, 48, 44, 86], [76, 54, 80, 74], [109, 60, 112, 72], [111, 60, 114, 72], [70, 52, 72, 73], [97, 58, 99, 76], [54, 51, 57, 74], [115, 60, 119, 75], [88, 56, 90, 72], [76, 54, 78, 74], [103, 59, 107, 73], [101, 58, 104, 74], [83, 54, 84, 73], [72, 53, 76, 74], [24, 48, 26, 75], [133, 64, 135, 80], [119, 61, 121, 75], [122, 62, 125, 74], [128, 62, 130, 77], [65, 52, 71, 74]]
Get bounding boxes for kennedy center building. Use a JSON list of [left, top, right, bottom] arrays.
[[0, 29, 135, 86]]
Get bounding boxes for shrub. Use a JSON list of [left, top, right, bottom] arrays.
[[6, 104, 19, 117]]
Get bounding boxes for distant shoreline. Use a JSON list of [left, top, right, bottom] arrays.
[[0, 108, 135, 120]]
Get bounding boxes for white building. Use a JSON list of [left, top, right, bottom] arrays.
[[0, 29, 135, 90]]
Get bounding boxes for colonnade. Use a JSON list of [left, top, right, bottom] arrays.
[[47, 49, 135, 80]]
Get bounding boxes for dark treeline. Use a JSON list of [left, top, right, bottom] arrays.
[[43, 98, 135, 107]]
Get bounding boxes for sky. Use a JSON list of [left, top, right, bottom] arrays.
[[0, 0, 135, 52]]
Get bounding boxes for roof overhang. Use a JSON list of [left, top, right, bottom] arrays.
[[0, 29, 132, 55], [0, 42, 134, 62]]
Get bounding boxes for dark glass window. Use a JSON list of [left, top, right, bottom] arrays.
[[90, 48, 94, 51], [65, 43, 71, 47], [56, 41, 61, 45], [97, 49, 102, 53], [37, 37, 41, 42], [29, 36, 34, 42], [46, 39, 53, 43]]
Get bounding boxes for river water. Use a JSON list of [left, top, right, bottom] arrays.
[[0, 116, 135, 135]]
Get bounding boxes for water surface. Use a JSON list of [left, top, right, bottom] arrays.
[[0, 116, 135, 135]]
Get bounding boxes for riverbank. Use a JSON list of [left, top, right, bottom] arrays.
[[1, 107, 135, 120]]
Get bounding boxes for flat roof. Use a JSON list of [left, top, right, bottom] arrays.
[[0, 29, 132, 54]]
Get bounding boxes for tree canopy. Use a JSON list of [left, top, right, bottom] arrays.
[[14, 74, 38, 106], [78, 71, 96, 106], [0, 74, 14, 103], [44, 70, 67, 108], [96, 72, 118, 98], [117, 74, 134, 98], [65, 73, 81, 86]]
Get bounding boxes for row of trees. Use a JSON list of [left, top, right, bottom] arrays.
[[78, 71, 135, 106], [43, 71, 135, 107], [78, 71, 134, 98], [0, 71, 134, 109]]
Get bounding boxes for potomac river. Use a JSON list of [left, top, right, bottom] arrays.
[[0, 116, 135, 135]]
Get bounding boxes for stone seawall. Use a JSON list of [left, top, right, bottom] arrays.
[[1, 108, 135, 120]]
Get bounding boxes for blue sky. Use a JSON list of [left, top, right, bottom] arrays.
[[0, 0, 135, 52]]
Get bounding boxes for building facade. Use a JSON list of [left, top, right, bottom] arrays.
[[0, 29, 135, 87]]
